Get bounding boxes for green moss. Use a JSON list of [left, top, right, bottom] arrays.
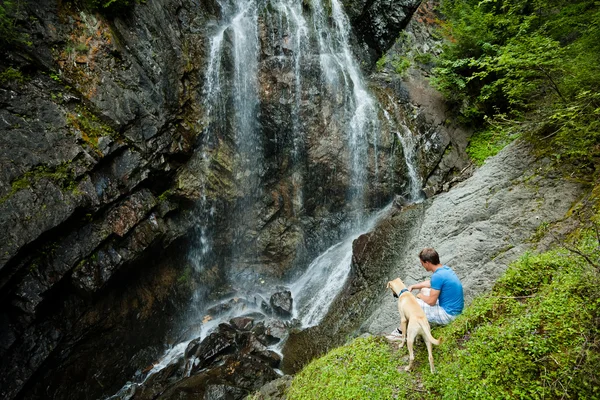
[[0, 162, 78, 205], [177, 266, 193, 284], [375, 55, 387, 72], [67, 105, 116, 150], [75, 43, 88, 53], [0, 66, 26, 85], [157, 189, 172, 203], [528, 220, 551, 244]]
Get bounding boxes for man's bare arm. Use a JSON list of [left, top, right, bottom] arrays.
[[417, 288, 440, 306], [407, 280, 431, 292]]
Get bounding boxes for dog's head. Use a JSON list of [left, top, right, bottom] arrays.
[[386, 278, 406, 297]]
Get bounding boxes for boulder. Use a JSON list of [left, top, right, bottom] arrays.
[[229, 316, 255, 331], [186, 324, 237, 374], [269, 290, 293, 318]]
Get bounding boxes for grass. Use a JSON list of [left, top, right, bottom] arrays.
[[285, 212, 600, 399], [466, 126, 520, 166], [287, 336, 413, 400]]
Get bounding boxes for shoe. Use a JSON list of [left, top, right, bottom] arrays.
[[385, 327, 403, 341]]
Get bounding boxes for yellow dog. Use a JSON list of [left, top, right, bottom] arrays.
[[386, 278, 441, 373]]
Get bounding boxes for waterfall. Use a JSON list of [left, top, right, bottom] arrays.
[[109, 0, 422, 395], [383, 107, 423, 201]]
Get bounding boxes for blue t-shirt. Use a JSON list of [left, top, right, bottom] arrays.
[[430, 266, 464, 316]]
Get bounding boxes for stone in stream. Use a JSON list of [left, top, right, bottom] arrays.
[[269, 290, 293, 318], [229, 316, 255, 331], [185, 324, 237, 374]]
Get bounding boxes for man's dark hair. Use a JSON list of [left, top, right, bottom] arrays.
[[419, 248, 440, 265]]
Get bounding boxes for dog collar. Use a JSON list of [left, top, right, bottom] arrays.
[[393, 288, 409, 298]]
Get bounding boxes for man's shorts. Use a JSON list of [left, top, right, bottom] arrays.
[[416, 288, 456, 325]]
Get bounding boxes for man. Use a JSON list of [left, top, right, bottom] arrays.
[[387, 247, 464, 339]]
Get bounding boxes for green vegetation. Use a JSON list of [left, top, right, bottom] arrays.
[[67, 105, 116, 150], [287, 336, 409, 399], [0, 1, 19, 49], [285, 207, 600, 399], [177, 265, 193, 284], [0, 163, 79, 205], [430, 0, 600, 168], [413, 52, 433, 65], [0, 0, 31, 49], [466, 126, 520, 166], [376, 55, 387, 72], [0, 66, 26, 85], [391, 56, 411, 76]]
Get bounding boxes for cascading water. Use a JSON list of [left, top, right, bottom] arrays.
[[383, 107, 424, 201], [290, 204, 391, 327], [109, 0, 422, 396]]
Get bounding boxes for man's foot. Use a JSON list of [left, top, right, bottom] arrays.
[[385, 327, 403, 341]]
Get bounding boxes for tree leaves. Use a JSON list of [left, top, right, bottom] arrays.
[[432, 0, 600, 169]]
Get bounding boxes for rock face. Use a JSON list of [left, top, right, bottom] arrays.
[[362, 140, 586, 335], [0, 0, 212, 398], [341, 0, 422, 66], [0, 0, 470, 399]]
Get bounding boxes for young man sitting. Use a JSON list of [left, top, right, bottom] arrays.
[[387, 247, 464, 340]]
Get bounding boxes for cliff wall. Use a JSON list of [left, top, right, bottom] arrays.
[[0, 0, 470, 398]]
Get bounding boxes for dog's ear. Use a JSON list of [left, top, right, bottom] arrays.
[[386, 281, 391, 289]]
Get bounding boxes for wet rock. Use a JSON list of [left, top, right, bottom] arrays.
[[260, 299, 273, 316], [269, 290, 293, 318], [157, 352, 279, 400], [205, 297, 251, 319], [134, 358, 187, 400], [251, 321, 280, 347], [341, 0, 422, 66], [262, 318, 289, 343], [237, 331, 281, 368], [229, 316, 254, 331], [139, 323, 281, 400], [186, 324, 237, 374], [203, 384, 247, 400]]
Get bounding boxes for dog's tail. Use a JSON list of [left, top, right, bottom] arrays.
[[419, 319, 441, 345]]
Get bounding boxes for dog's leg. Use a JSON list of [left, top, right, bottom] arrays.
[[425, 338, 435, 373], [398, 317, 407, 348], [404, 332, 415, 372]]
